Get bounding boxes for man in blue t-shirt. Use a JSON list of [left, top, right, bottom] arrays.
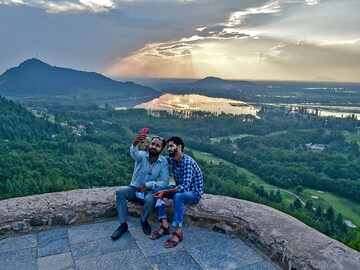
[[111, 132, 169, 240], [150, 136, 204, 248]]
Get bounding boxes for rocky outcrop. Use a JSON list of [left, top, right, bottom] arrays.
[[0, 188, 359, 269]]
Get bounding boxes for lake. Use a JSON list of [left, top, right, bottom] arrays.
[[133, 93, 258, 116], [129, 93, 360, 119]]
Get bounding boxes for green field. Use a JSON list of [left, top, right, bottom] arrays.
[[190, 149, 273, 187], [210, 134, 253, 142], [345, 133, 360, 146], [300, 188, 360, 226], [190, 149, 298, 204], [190, 148, 360, 227]]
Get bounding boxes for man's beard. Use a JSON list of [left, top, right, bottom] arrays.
[[168, 148, 178, 157], [149, 149, 160, 157]]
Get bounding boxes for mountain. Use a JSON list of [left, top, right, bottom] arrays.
[[192, 76, 255, 89], [310, 76, 338, 82], [0, 59, 160, 106], [0, 96, 60, 141], [149, 76, 256, 100]]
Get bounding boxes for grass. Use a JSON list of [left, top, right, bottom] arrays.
[[300, 188, 360, 226], [345, 133, 360, 146], [209, 130, 289, 143], [190, 149, 297, 205], [190, 147, 360, 227], [190, 149, 272, 187], [210, 134, 253, 142]]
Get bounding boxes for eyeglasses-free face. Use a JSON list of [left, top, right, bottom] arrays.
[[151, 136, 166, 150]]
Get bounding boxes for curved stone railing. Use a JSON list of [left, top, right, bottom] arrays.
[[0, 188, 359, 269]]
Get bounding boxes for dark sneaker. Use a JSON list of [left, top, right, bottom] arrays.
[[111, 223, 128, 240], [140, 219, 151, 235]]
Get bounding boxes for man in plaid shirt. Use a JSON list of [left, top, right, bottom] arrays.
[[151, 136, 204, 248]]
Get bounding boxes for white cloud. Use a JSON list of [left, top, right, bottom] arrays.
[[0, 0, 116, 13]]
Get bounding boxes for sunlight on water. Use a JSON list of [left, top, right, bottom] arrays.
[[134, 94, 258, 116]]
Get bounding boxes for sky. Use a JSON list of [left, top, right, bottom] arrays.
[[0, 0, 359, 82]]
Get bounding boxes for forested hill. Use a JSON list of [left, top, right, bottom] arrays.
[[0, 96, 60, 141], [0, 58, 160, 99]]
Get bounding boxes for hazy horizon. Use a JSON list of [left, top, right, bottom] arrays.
[[3, 58, 360, 84]]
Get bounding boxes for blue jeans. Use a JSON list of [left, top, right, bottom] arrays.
[[156, 186, 200, 227], [116, 186, 156, 224]]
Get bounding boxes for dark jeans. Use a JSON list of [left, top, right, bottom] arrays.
[[116, 186, 156, 223]]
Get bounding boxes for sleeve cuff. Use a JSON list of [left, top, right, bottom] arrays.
[[145, 182, 153, 190]]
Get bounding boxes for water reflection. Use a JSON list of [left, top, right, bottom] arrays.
[[131, 93, 360, 119], [265, 103, 360, 119], [134, 94, 258, 116]]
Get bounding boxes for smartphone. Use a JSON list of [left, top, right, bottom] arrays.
[[140, 127, 150, 135]]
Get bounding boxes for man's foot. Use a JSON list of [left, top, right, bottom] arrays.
[[150, 225, 171, 240], [140, 219, 151, 235], [164, 231, 183, 248], [111, 223, 128, 240]]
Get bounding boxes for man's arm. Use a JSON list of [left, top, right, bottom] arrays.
[[144, 162, 169, 190], [130, 133, 147, 161], [153, 188, 178, 199]]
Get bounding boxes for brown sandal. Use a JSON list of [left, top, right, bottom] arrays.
[[149, 225, 171, 240], [164, 231, 183, 248]]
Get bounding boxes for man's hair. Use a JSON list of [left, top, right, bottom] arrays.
[[166, 136, 184, 151], [152, 136, 167, 150]]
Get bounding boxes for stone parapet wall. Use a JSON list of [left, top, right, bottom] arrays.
[[0, 188, 359, 269]]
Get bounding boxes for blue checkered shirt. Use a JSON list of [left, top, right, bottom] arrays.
[[167, 154, 204, 199]]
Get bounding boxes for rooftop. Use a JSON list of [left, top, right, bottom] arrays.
[[0, 216, 278, 270]]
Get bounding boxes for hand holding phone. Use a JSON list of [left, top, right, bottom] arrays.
[[133, 127, 149, 146]]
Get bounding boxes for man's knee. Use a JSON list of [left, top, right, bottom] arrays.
[[116, 186, 130, 200], [144, 193, 156, 206], [173, 192, 183, 203]]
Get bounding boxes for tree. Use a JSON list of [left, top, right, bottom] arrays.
[[293, 197, 302, 209], [274, 189, 282, 203], [305, 199, 314, 211], [315, 205, 323, 218], [295, 185, 303, 194], [326, 206, 335, 221]]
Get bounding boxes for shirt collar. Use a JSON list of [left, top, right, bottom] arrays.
[[146, 151, 163, 163]]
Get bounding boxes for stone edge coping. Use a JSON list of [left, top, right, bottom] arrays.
[[0, 188, 359, 270]]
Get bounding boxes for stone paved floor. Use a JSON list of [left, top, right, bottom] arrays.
[[0, 217, 279, 270]]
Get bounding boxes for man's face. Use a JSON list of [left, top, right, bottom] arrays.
[[167, 141, 178, 157], [149, 138, 164, 156]]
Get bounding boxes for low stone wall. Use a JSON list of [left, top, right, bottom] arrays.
[[0, 188, 359, 269]]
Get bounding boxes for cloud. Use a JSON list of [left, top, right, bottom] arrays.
[[262, 40, 360, 81], [1, 0, 359, 82], [0, 0, 116, 13]]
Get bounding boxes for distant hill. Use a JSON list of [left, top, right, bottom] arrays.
[[310, 76, 338, 82], [192, 76, 255, 89], [0, 59, 160, 106], [0, 96, 60, 141], [150, 76, 256, 100]]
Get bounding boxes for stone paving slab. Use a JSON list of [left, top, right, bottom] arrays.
[[148, 250, 203, 270], [74, 249, 150, 270], [0, 217, 279, 270], [0, 233, 37, 252], [38, 228, 71, 257], [0, 247, 37, 270], [38, 252, 74, 270]]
